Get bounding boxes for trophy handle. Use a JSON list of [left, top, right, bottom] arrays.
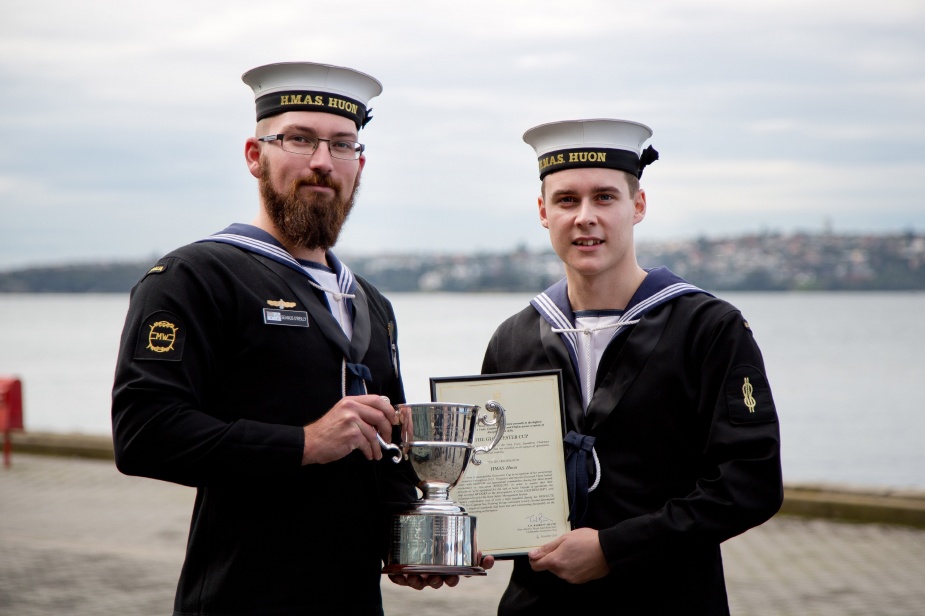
[[470, 400, 506, 466], [376, 433, 403, 463]]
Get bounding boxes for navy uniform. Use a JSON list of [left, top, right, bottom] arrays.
[[481, 120, 783, 615], [111, 65, 416, 616]]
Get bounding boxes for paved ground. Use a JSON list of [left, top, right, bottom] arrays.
[[2, 453, 925, 615]]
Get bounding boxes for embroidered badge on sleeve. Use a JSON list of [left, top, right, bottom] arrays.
[[134, 311, 185, 361], [725, 365, 776, 424]]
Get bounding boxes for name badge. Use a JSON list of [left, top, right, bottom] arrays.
[[263, 308, 309, 327]]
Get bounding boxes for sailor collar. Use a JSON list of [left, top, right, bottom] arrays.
[[531, 266, 711, 372], [198, 224, 378, 397], [533, 267, 711, 526], [197, 223, 358, 299]]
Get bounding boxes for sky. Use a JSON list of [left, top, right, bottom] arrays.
[[1, 0, 923, 270]]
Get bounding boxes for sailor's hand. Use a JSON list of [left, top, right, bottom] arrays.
[[387, 553, 495, 590], [301, 395, 395, 464], [528, 528, 608, 583]]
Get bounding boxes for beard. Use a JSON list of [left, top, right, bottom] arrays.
[[259, 157, 361, 251]]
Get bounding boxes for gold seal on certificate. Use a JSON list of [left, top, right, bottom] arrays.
[[381, 401, 506, 576]]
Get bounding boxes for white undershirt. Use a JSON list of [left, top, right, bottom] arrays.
[[303, 266, 353, 340], [573, 310, 625, 410]]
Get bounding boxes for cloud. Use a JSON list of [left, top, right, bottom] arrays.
[[0, 0, 923, 269]]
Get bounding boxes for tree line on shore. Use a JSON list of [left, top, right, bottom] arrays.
[[1, 230, 924, 293]]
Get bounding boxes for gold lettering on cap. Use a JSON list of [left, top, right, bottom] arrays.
[[280, 94, 323, 106], [538, 153, 566, 170], [568, 151, 608, 163], [326, 97, 358, 115]]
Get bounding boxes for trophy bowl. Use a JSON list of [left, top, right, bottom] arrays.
[[381, 400, 506, 576]]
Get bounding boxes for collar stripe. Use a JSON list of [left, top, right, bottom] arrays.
[[530, 270, 709, 373], [196, 225, 357, 297]]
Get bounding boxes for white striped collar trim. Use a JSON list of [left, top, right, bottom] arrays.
[[530, 268, 709, 360], [197, 224, 356, 295]]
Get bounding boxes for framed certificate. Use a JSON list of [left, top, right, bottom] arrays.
[[430, 370, 570, 558]]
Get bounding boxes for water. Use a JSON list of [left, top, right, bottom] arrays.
[[1, 292, 923, 490]]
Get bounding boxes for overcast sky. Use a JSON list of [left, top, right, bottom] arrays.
[[1, 0, 923, 271]]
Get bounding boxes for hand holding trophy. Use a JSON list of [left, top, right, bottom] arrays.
[[377, 400, 506, 576]]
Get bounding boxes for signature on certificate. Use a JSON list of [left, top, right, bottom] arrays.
[[525, 512, 554, 525]]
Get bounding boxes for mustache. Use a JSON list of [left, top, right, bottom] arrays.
[[293, 173, 339, 191]]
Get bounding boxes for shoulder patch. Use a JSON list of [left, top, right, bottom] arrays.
[[725, 364, 776, 425], [139, 260, 170, 284], [134, 311, 185, 361]]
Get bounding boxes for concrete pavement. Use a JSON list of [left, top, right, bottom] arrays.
[[2, 452, 925, 615]]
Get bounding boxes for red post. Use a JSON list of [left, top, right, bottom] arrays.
[[0, 377, 24, 468]]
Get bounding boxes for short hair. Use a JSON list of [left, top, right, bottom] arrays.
[[625, 172, 640, 198], [255, 117, 271, 138]]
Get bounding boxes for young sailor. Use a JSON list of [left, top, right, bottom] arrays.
[[482, 118, 783, 615]]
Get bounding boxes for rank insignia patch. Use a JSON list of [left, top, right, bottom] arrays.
[[139, 261, 170, 283], [725, 365, 776, 425], [135, 311, 185, 361]]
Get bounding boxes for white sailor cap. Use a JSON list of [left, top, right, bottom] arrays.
[[523, 118, 659, 180], [242, 61, 383, 129]]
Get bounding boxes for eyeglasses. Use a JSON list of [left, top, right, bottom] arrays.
[[257, 134, 365, 160]]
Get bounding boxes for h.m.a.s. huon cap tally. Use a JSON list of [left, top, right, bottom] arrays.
[[523, 118, 659, 180], [242, 62, 383, 130]]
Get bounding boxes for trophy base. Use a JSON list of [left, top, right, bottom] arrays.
[[382, 509, 484, 576], [381, 564, 487, 576]]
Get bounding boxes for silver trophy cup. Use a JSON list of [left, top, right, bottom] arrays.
[[380, 400, 506, 576]]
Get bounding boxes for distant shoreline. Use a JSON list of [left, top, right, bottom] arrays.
[[2, 229, 925, 293]]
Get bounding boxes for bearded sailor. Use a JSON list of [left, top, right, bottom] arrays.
[[481, 118, 784, 615], [111, 61, 479, 616]]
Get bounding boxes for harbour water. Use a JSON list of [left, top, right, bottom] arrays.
[[1, 291, 923, 490]]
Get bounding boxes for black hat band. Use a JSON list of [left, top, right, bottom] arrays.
[[537, 146, 658, 180], [255, 90, 371, 129]]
